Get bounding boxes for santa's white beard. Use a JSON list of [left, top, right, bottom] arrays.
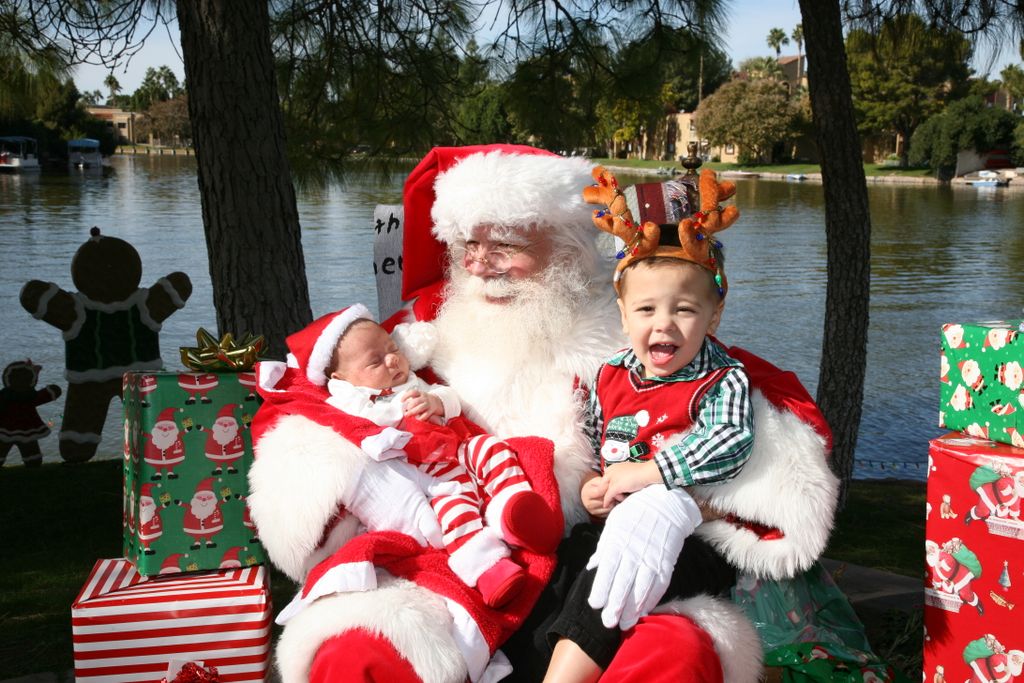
[[432, 256, 616, 528], [151, 424, 179, 451], [191, 496, 217, 520], [139, 500, 156, 525], [436, 256, 592, 369], [211, 422, 239, 446]]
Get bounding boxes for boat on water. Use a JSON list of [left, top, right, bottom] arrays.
[[0, 136, 41, 172], [965, 170, 1010, 188], [786, 173, 808, 181], [68, 138, 103, 170], [719, 170, 761, 179]]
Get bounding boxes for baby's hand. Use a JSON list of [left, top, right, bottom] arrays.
[[601, 461, 661, 510], [581, 473, 615, 518], [402, 389, 444, 422]]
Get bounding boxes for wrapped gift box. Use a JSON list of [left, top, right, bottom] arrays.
[[71, 558, 271, 682], [940, 321, 1024, 447], [924, 433, 1024, 682], [122, 371, 265, 576]]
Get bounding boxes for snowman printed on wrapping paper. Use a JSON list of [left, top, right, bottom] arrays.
[[600, 410, 651, 464]]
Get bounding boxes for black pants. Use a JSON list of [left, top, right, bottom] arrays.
[[500, 522, 736, 680]]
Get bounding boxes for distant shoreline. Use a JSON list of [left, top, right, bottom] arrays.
[[603, 163, 1024, 188]]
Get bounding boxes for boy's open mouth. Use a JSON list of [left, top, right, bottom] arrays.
[[649, 343, 677, 365]]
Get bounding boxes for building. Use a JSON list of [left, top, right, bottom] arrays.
[[85, 105, 138, 144]]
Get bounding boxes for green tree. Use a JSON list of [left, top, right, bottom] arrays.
[[694, 77, 798, 162], [1012, 119, 1024, 166], [130, 65, 183, 111], [767, 27, 789, 57], [909, 95, 1017, 176], [738, 56, 784, 81], [846, 14, 972, 167], [80, 89, 104, 105], [453, 40, 513, 144], [1001, 64, 1024, 113]]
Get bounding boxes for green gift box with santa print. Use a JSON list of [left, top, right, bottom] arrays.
[[121, 371, 265, 576], [940, 321, 1024, 448]]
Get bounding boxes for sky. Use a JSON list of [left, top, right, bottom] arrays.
[[73, 0, 1017, 96]]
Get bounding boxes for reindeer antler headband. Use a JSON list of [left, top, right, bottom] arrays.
[[582, 166, 739, 296]]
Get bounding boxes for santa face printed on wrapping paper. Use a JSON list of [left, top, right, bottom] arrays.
[[180, 484, 225, 549], [950, 385, 974, 412], [998, 362, 1024, 392], [986, 329, 1018, 351], [944, 324, 967, 350], [960, 360, 986, 393]]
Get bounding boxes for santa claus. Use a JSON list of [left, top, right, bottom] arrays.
[[143, 407, 185, 480], [205, 403, 246, 474], [137, 482, 164, 555], [964, 634, 1024, 683], [181, 477, 224, 549], [926, 538, 984, 615], [965, 463, 1024, 524], [248, 145, 838, 683]]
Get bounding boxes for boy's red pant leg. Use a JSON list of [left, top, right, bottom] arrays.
[[310, 629, 423, 683], [603, 614, 724, 683]]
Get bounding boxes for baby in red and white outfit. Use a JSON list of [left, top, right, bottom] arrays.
[[296, 303, 560, 608]]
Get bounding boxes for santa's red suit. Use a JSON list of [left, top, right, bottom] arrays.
[[182, 485, 225, 545], [137, 505, 162, 551], [968, 653, 1023, 683], [205, 408, 246, 472], [929, 547, 980, 609], [970, 475, 1022, 521], [144, 414, 185, 477], [248, 146, 838, 683]]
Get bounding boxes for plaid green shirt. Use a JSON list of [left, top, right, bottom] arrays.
[[584, 338, 754, 488]]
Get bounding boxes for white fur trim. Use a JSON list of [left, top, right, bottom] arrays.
[[249, 414, 368, 582], [275, 575, 468, 683], [441, 598, 512, 683], [431, 152, 595, 244], [360, 427, 412, 460], [257, 361, 288, 393], [393, 321, 439, 371], [307, 303, 374, 386], [654, 595, 763, 683], [693, 391, 838, 580], [276, 561, 377, 625], [446, 526, 510, 586]]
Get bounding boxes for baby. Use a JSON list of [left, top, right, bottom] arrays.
[[299, 303, 560, 608]]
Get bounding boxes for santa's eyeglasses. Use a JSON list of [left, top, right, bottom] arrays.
[[454, 240, 528, 274]]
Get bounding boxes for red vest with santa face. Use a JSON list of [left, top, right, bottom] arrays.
[[594, 354, 732, 471]]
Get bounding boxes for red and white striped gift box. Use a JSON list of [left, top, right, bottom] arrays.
[[71, 558, 271, 682]]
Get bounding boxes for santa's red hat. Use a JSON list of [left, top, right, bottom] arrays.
[[215, 403, 238, 421], [195, 477, 216, 494], [220, 546, 246, 567], [285, 304, 375, 386], [155, 407, 178, 426], [160, 553, 185, 574], [140, 483, 156, 500], [401, 145, 595, 300]]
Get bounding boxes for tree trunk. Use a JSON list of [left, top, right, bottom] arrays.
[[176, 0, 312, 359], [797, 0, 871, 506]]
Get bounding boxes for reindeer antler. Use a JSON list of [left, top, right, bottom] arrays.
[[583, 166, 660, 260]]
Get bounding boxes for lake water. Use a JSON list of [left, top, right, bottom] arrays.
[[2, 155, 1023, 479]]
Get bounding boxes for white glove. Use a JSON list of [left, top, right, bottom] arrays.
[[586, 484, 702, 630], [346, 458, 444, 549]]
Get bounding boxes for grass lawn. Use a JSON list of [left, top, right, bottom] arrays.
[[592, 156, 935, 178], [0, 459, 924, 678]]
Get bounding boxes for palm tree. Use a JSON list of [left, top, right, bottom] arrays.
[[791, 24, 804, 84], [103, 73, 121, 104], [767, 27, 790, 58]]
